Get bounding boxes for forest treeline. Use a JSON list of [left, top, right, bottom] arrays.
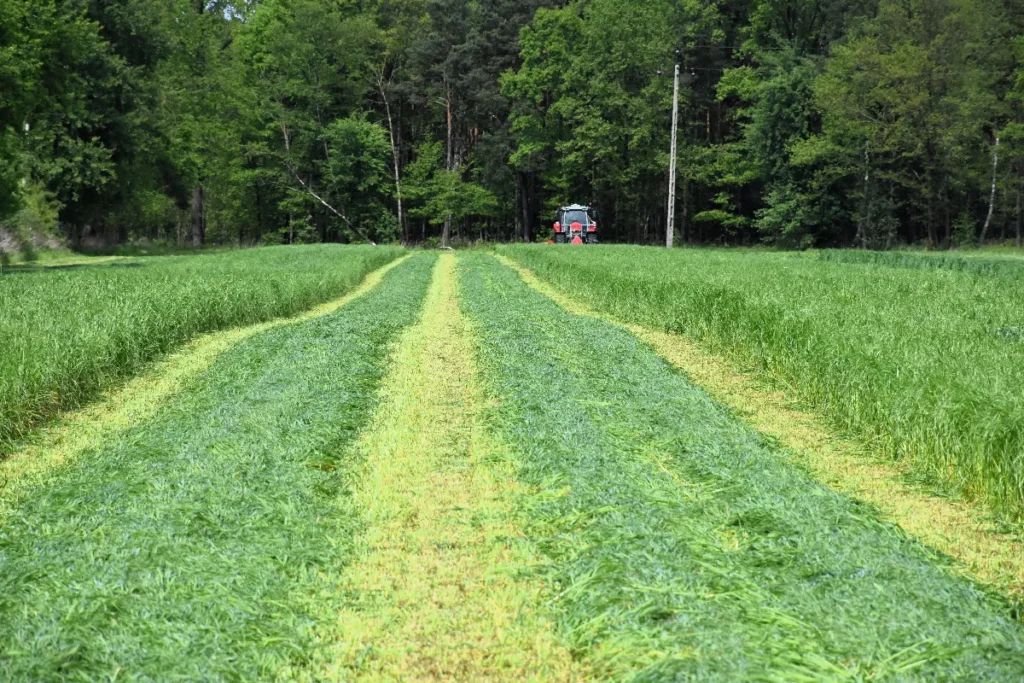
[[2, 0, 1023, 249]]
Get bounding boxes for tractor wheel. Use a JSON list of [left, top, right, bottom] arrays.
[[586, 234, 599, 245], [554, 234, 567, 244]]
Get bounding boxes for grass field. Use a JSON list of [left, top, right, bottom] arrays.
[[816, 249, 1024, 278], [0, 245, 404, 452], [3, 245, 1024, 680], [499, 245, 1024, 520], [0, 253, 434, 679], [461, 253, 1024, 679]]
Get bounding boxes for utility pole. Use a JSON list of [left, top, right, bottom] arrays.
[[666, 62, 680, 248]]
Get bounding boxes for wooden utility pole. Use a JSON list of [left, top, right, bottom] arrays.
[[666, 63, 680, 248]]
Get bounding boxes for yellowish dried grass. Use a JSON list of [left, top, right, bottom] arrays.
[[0, 255, 409, 513], [322, 253, 582, 682], [497, 253, 1024, 602]]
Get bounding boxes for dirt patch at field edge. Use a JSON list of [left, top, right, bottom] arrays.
[[496, 253, 1024, 603], [0, 255, 410, 512]]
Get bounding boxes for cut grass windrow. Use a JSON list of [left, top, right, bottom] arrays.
[[319, 253, 579, 681], [0, 254, 411, 512], [0, 244, 405, 453], [0, 254, 435, 681], [460, 253, 1024, 680], [498, 246, 1024, 520], [498, 255, 1024, 603]]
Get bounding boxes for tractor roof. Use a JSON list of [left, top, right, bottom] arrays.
[[560, 204, 591, 211]]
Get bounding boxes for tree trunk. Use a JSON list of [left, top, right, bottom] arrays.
[[442, 216, 452, 248], [518, 172, 532, 242], [442, 80, 454, 248], [857, 144, 870, 249], [1016, 179, 1021, 248], [979, 136, 1000, 247], [191, 186, 204, 247], [376, 68, 404, 242], [681, 178, 690, 244], [926, 190, 936, 250], [514, 174, 522, 241], [942, 174, 951, 249]]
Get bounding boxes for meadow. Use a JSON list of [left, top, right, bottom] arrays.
[[460, 253, 1024, 679], [817, 248, 1024, 279], [0, 245, 403, 452], [499, 245, 1024, 519], [3, 246, 1024, 679], [0, 254, 435, 679]]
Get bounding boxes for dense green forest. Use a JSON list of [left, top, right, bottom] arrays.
[[1, 0, 1023, 250]]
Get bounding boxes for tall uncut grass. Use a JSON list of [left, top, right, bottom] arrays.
[[818, 249, 1024, 279], [500, 245, 1024, 519], [0, 245, 403, 451]]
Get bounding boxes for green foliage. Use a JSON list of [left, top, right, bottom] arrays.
[[501, 245, 1024, 519], [463, 252, 1024, 678], [0, 183, 61, 262], [0, 255, 435, 680], [323, 117, 400, 242], [953, 210, 980, 248], [405, 141, 498, 228], [3, 0, 1024, 246], [505, 0, 687, 238], [0, 245, 405, 452]]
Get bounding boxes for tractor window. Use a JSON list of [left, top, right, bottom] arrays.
[[564, 210, 589, 225]]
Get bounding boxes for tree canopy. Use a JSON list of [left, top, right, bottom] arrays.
[[1, 0, 1022, 250]]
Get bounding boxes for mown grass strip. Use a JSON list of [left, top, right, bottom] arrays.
[[317, 253, 580, 682], [0, 254, 410, 512], [498, 254, 1024, 603], [497, 245, 1024, 520], [0, 244, 405, 453], [461, 253, 1024, 680], [0, 254, 435, 681]]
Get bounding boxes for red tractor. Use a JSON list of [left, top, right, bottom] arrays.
[[553, 205, 598, 244]]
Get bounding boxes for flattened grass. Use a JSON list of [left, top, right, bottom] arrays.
[[499, 245, 1024, 520], [0, 254, 434, 680], [0, 244, 405, 452], [0, 255, 410, 507], [461, 253, 1024, 680], [500, 254, 1024, 607], [322, 254, 579, 681]]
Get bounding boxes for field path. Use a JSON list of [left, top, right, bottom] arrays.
[[321, 253, 580, 681]]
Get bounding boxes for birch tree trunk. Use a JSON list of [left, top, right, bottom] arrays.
[[442, 80, 454, 249], [978, 136, 1000, 247], [374, 66, 404, 242]]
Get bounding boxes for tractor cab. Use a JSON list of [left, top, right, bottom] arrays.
[[553, 205, 598, 244]]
